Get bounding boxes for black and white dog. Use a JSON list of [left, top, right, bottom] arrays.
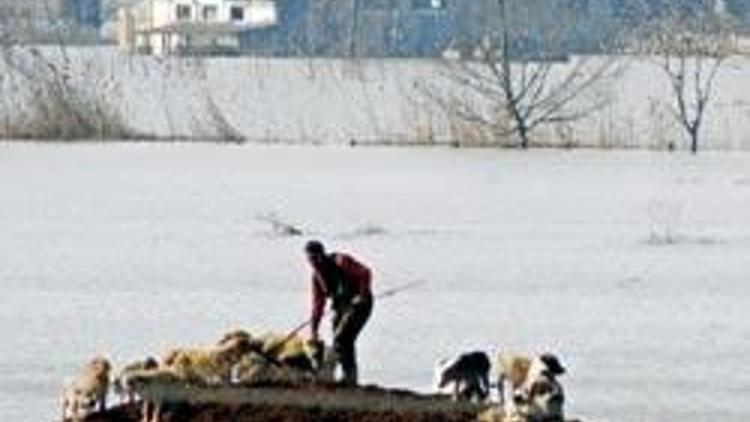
[[434, 350, 492, 402], [497, 352, 567, 422]]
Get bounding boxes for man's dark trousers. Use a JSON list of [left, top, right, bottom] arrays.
[[332, 292, 373, 386]]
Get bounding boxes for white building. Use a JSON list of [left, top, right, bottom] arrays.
[[118, 0, 277, 56]]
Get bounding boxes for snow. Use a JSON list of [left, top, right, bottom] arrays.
[[0, 144, 749, 422]]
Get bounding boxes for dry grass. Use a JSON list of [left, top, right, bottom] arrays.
[[0, 46, 136, 140]]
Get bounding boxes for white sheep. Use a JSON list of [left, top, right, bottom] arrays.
[[124, 368, 183, 422], [255, 332, 337, 383], [60, 356, 111, 422], [112, 356, 159, 404], [219, 329, 336, 384], [161, 335, 253, 386]]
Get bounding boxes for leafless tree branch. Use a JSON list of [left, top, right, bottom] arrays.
[[423, 0, 620, 149]]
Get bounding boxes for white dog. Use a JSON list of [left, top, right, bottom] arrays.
[[433, 350, 491, 402]]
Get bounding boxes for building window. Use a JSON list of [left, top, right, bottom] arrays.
[[230, 6, 245, 22], [203, 5, 218, 21], [176, 4, 192, 21]]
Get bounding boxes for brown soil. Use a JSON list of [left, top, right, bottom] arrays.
[[85, 384, 479, 422], [88, 402, 476, 422]]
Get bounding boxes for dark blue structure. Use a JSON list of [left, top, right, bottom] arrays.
[[63, 0, 102, 29], [238, 0, 459, 57], [236, 0, 735, 58], [724, 0, 750, 22], [236, 0, 624, 58]]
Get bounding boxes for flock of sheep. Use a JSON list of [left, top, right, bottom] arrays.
[[60, 329, 337, 422], [60, 328, 569, 422]]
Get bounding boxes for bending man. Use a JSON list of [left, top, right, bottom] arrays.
[[305, 240, 373, 386]]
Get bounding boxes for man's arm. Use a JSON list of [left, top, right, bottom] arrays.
[[310, 275, 325, 339]]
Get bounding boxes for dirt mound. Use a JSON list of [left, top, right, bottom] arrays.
[[86, 384, 479, 422], [88, 402, 476, 422]]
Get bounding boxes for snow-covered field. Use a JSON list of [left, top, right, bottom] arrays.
[[1, 143, 749, 422]]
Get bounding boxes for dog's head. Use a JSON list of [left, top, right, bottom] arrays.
[[526, 353, 565, 385], [88, 356, 112, 379], [538, 353, 565, 378], [434, 356, 458, 389]]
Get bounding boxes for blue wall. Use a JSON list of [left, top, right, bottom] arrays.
[[236, 0, 731, 58], [63, 0, 102, 29], [239, 0, 456, 57]]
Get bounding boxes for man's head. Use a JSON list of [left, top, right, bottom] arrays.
[[305, 240, 326, 268]]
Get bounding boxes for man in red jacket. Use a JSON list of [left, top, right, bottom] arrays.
[[305, 240, 373, 386]]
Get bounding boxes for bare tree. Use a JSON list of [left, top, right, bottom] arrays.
[[428, 0, 619, 149], [644, 10, 736, 153]]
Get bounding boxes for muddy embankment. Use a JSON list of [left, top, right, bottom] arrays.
[[85, 384, 480, 422]]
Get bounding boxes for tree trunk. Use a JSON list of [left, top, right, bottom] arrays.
[[690, 127, 699, 154], [519, 122, 529, 149]]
